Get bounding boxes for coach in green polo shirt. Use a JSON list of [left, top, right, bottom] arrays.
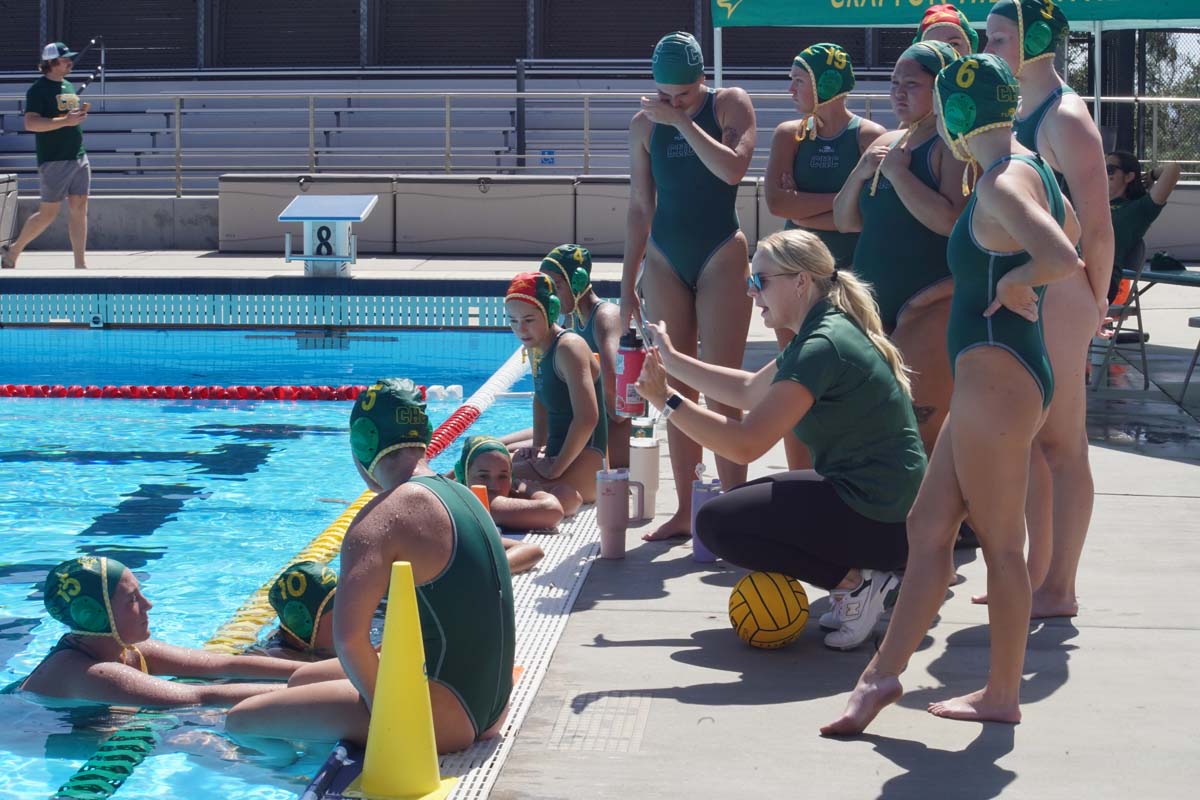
[[1, 42, 92, 270]]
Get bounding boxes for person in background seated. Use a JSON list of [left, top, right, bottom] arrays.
[[259, 561, 338, 661], [914, 4, 978, 55], [1106, 151, 1182, 302], [12, 556, 298, 706], [452, 435, 551, 574], [539, 244, 631, 468], [635, 229, 926, 652], [226, 378, 516, 758], [506, 272, 607, 513]]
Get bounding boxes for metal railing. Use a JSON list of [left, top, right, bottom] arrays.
[[0, 89, 1196, 196]]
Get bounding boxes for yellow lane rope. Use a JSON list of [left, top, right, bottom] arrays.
[[204, 489, 376, 653]]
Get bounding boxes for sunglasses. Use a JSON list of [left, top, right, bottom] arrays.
[[747, 272, 794, 292], [1106, 164, 1121, 175]]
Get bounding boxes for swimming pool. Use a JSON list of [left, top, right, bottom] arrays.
[[0, 329, 533, 799]]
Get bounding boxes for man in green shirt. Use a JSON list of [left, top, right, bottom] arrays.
[[0, 43, 91, 270]]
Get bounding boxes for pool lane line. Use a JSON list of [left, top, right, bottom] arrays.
[[51, 347, 529, 800]]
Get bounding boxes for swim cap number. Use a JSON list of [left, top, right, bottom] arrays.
[[825, 49, 848, 70], [279, 572, 307, 598], [360, 389, 377, 411], [1042, 1, 1056, 21], [955, 59, 979, 89], [572, 247, 586, 264]]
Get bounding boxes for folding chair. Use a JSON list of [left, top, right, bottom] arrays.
[[1183, 316, 1200, 399], [1091, 239, 1150, 390]]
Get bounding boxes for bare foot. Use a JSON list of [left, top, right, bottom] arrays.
[[820, 671, 903, 737], [1030, 589, 1078, 619], [1, 245, 15, 269], [974, 590, 1077, 617], [75, 264, 87, 269], [927, 688, 1021, 724], [641, 510, 691, 541]]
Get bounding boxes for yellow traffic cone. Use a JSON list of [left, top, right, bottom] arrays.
[[345, 561, 457, 800]]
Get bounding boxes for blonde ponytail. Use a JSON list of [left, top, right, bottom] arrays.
[[755, 230, 913, 397], [827, 273, 913, 397]]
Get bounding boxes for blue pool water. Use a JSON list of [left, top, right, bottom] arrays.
[[0, 328, 531, 390], [0, 328, 534, 799]]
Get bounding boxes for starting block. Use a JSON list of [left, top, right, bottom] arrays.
[[279, 194, 378, 277]]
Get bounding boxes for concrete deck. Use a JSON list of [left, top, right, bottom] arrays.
[[5, 251, 1200, 799]]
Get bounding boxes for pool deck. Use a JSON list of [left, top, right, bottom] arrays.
[[8, 251, 1200, 799]]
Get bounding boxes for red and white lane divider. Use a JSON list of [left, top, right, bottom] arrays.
[[0, 383, 375, 400]]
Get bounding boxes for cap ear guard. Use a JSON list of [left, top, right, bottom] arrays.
[[541, 245, 593, 298]]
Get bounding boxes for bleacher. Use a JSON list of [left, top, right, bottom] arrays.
[[0, 71, 897, 194]]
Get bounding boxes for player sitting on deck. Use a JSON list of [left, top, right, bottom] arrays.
[[454, 434, 562, 550], [10, 556, 299, 707], [225, 379, 516, 758]]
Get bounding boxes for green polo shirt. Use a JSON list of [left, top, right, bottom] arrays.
[[25, 77, 86, 165], [1110, 193, 1165, 269], [773, 300, 927, 523]]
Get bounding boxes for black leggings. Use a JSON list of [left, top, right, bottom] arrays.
[[695, 470, 909, 590]]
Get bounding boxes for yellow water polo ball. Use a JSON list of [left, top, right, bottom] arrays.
[[728, 571, 809, 649]]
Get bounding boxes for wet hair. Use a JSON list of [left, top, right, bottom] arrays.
[[1108, 150, 1147, 200], [755, 230, 912, 396]]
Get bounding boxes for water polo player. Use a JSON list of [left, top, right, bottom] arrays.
[[825, 54, 1082, 736], [262, 560, 338, 660], [622, 31, 755, 540], [764, 43, 885, 468], [226, 378, 516, 758], [833, 39, 968, 456], [14, 556, 299, 706], [538, 244, 631, 469], [979, 0, 1115, 618], [505, 272, 606, 512]]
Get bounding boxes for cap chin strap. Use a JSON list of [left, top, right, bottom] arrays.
[[69, 558, 148, 673], [869, 114, 933, 197], [279, 589, 336, 651], [793, 60, 851, 142]]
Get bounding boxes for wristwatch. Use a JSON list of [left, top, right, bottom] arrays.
[[661, 392, 683, 418]]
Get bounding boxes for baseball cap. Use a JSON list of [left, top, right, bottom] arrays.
[[41, 42, 79, 61]]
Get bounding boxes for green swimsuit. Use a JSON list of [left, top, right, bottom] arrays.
[[1013, 85, 1074, 196], [535, 331, 608, 458], [649, 88, 741, 291], [572, 300, 611, 354], [946, 154, 1065, 408], [410, 475, 515, 737], [853, 134, 952, 331], [784, 116, 863, 268]]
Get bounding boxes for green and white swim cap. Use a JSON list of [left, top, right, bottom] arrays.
[[269, 561, 337, 650], [792, 43, 855, 139], [935, 54, 1021, 194], [990, 0, 1069, 73], [349, 378, 432, 478], [652, 32, 705, 85], [454, 435, 511, 486], [44, 556, 126, 635]]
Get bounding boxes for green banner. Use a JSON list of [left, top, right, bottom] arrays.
[[712, 0, 1200, 27]]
